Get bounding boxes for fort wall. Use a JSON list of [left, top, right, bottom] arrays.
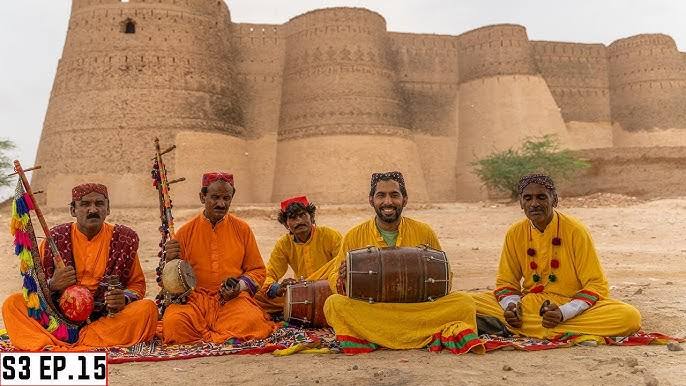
[[455, 75, 569, 200], [272, 135, 429, 203], [36, 0, 243, 207], [457, 24, 537, 83], [272, 7, 424, 202], [231, 23, 285, 201], [454, 25, 569, 200], [559, 146, 686, 198], [532, 41, 610, 123], [33, 2, 686, 206], [608, 34, 686, 132]]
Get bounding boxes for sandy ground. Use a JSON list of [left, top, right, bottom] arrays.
[[0, 197, 684, 385]]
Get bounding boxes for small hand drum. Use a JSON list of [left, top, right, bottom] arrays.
[[162, 259, 196, 296], [59, 285, 95, 323], [284, 280, 332, 327]]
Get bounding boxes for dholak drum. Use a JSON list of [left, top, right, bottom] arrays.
[[162, 259, 196, 296], [346, 245, 450, 303], [284, 280, 332, 327]]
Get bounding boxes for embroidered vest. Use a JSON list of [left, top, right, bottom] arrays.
[[42, 223, 139, 319]]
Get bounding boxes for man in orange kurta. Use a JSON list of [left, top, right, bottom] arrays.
[[2, 183, 158, 351], [161, 172, 275, 344]]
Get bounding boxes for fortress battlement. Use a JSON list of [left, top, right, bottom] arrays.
[[32, 1, 686, 205]]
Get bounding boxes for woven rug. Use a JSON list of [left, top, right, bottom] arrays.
[[0, 324, 340, 364], [0, 328, 680, 362], [480, 331, 683, 352]]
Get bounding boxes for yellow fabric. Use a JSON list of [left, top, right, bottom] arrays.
[[326, 217, 441, 292], [324, 292, 481, 350], [255, 225, 341, 313], [496, 211, 607, 298], [264, 225, 342, 287], [473, 210, 641, 338], [323, 216, 480, 352], [472, 292, 641, 339]]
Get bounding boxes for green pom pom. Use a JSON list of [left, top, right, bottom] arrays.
[[533, 274, 541, 282], [548, 274, 557, 283]]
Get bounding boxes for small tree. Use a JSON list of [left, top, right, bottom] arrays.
[[0, 138, 16, 188], [471, 135, 589, 199]]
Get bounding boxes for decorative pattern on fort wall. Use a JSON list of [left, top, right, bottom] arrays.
[[532, 41, 610, 122], [457, 24, 537, 83], [278, 7, 408, 139], [608, 34, 686, 131]]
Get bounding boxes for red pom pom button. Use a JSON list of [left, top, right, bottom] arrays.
[[527, 248, 536, 257], [529, 261, 538, 270], [551, 259, 560, 269], [552, 237, 562, 246]]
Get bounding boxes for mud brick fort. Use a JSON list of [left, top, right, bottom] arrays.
[[33, 0, 686, 207]]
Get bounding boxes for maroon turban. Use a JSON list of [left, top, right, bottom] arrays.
[[202, 172, 234, 188], [72, 183, 108, 202]]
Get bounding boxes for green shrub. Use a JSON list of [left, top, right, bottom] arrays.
[[471, 135, 590, 199], [0, 138, 16, 188]]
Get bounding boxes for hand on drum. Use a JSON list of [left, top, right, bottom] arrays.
[[219, 277, 240, 304], [49, 266, 77, 292], [336, 262, 347, 295], [277, 278, 297, 297], [503, 301, 523, 328], [105, 288, 126, 315], [164, 239, 181, 261]]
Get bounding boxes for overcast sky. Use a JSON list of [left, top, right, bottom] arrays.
[[1, 0, 685, 199]]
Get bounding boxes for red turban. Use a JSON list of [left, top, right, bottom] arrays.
[[72, 183, 108, 201], [202, 172, 234, 188], [280, 196, 309, 212]]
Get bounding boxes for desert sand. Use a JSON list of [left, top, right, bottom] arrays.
[[0, 195, 684, 385]]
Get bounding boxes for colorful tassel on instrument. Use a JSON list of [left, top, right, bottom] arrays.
[[39, 312, 49, 327], [53, 325, 69, 342], [22, 275, 37, 293], [26, 292, 40, 310], [23, 193, 35, 211], [46, 316, 59, 332], [18, 249, 34, 271]]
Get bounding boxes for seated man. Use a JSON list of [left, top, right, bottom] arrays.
[[162, 172, 275, 344], [324, 172, 483, 354], [472, 173, 641, 339], [2, 183, 158, 351], [254, 196, 342, 314]]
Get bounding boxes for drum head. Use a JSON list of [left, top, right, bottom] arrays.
[[283, 284, 293, 320], [162, 259, 196, 295], [178, 260, 196, 290]]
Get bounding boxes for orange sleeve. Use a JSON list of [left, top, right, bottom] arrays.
[[240, 226, 267, 287], [124, 253, 147, 298]]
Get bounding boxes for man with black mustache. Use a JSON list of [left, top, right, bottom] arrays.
[[161, 172, 275, 344], [322, 172, 484, 355], [471, 173, 641, 339], [2, 183, 158, 350], [254, 196, 342, 314]]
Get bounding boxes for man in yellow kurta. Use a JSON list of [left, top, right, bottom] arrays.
[[472, 173, 641, 339], [2, 183, 158, 351], [324, 171, 483, 355], [161, 172, 275, 344], [254, 196, 342, 314]]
